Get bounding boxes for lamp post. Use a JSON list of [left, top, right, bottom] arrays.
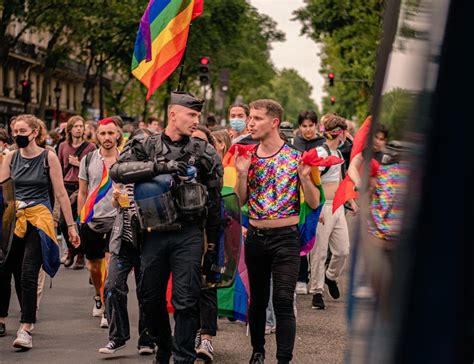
[[53, 85, 61, 130]]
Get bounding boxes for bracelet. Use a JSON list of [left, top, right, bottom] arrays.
[[67, 223, 76, 227]]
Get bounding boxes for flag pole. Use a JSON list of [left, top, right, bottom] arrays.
[[176, 24, 192, 92]]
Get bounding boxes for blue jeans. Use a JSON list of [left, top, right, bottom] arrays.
[[104, 242, 153, 346]]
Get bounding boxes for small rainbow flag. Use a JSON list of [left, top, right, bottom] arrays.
[[78, 161, 112, 224], [131, 0, 204, 99]]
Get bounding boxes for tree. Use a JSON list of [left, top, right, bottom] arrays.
[[247, 68, 318, 124], [293, 0, 384, 122], [379, 88, 415, 139], [117, 0, 286, 120]]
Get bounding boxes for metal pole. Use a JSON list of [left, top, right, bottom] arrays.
[[55, 97, 60, 128], [99, 53, 104, 119]]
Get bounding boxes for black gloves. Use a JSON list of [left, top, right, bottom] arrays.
[[154, 160, 188, 175]]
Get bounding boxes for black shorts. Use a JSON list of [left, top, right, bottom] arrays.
[[80, 223, 111, 260]]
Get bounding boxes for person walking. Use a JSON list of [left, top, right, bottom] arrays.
[[309, 114, 352, 310], [234, 99, 320, 364], [110, 91, 223, 364], [77, 117, 121, 328], [57, 115, 96, 269], [0, 114, 80, 349], [98, 128, 156, 355]]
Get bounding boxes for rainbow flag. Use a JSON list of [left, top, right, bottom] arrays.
[[333, 116, 376, 213], [132, 0, 204, 99], [78, 161, 112, 224]]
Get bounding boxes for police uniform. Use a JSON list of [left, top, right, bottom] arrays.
[[110, 92, 223, 363]]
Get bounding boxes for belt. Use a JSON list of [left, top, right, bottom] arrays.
[[248, 224, 298, 236]]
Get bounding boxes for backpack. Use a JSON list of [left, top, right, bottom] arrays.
[[320, 144, 346, 179]]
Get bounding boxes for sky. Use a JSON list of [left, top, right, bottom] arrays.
[[250, 0, 324, 107]]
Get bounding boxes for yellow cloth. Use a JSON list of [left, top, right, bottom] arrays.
[[14, 203, 57, 244]]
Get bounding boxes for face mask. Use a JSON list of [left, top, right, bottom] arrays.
[[46, 139, 53, 146], [14, 133, 33, 148], [229, 118, 246, 133]]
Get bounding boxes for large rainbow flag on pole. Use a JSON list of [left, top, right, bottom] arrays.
[[78, 161, 113, 224], [131, 0, 204, 99]]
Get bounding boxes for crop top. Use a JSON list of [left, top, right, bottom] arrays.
[[316, 145, 343, 183], [247, 143, 301, 220]]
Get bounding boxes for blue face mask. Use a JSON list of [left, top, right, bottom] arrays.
[[229, 118, 246, 132]]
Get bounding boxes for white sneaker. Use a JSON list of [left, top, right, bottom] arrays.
[[138, 345, 157, 355], [100, 315, 108, 328], [295, 282, 308, 295], [13, 329, 32, 349], [196, 338, 214, 361], [93, 295, 104, 317]]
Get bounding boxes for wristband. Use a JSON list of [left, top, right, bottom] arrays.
[[67, 223, 76, 227]]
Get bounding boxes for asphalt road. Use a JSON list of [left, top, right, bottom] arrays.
[[0, 263, 348, 363]]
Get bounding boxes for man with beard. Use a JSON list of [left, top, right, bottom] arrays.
[[78, 118, 121, 329], [57, 116, 96, 269]]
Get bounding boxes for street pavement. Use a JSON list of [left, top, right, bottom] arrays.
[[0, 263, 348, 363]]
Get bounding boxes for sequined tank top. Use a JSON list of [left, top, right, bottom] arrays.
[[248, 143, 301, 220]]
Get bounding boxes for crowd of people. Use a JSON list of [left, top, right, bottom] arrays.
[[0, 90, 401, 364]]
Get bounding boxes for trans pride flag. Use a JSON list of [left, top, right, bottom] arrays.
[[78, 161, 112, 224], [132, 0, 204, 99]]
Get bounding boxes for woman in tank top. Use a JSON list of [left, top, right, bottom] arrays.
[[0, 114, 80, 350]]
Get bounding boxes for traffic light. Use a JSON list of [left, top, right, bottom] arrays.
[[198, 56, 210, 85], [19, 80, 31, 103], [330, 96, 335, 105], [219, 68, 230, 93], [328, 72, 334, 87]]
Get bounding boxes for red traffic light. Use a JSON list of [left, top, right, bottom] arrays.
[[328, 72, 334, 79], [330, 96, 335, 105], [200, 56, 209, 65], [20, 80, 29, 87]]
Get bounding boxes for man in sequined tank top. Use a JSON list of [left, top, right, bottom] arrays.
[[234, 99, 320, 364]]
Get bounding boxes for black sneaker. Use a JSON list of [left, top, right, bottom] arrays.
[[249, 352, 265, 364], [312, 293, 326, 309], [0, 322, 5, 337], [325, 274, 340, 299], [99, 340, 126, 354]]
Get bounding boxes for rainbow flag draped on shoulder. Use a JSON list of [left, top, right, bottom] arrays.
[[78, 160, 112, 224], [132, 0, 204, 99]]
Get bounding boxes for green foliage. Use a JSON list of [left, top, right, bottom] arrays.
[[247, 68, 318, 124], [293, 0, 384, 123], [379, 88, 415, 139]]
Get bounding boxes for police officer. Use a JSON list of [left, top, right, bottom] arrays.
[[110, 91, 223, 364]]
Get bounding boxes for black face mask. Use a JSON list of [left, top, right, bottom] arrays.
[[14, 133, 33, 148]]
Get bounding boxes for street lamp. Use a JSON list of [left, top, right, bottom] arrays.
[[54, 85, 61, 130]]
